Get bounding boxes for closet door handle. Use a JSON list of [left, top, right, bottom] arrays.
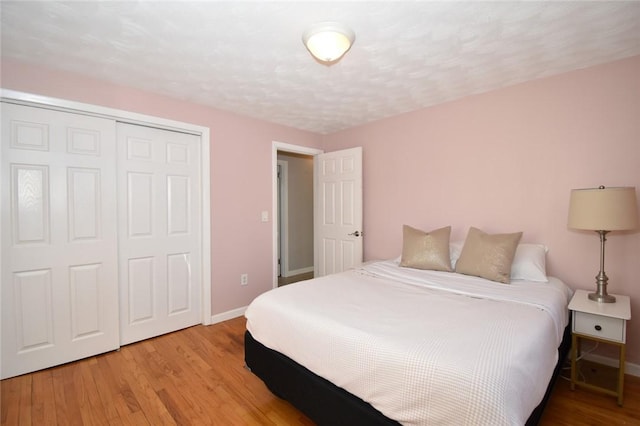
[[348, 231, 362, 237]]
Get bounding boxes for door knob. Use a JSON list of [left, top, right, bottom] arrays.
[[348, 231, 361, 237]]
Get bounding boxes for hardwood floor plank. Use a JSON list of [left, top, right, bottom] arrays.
[[76, 362, 110, 426], [61, 363, 87, 425], [88, 356, 123, 424], [2, 377, 22, 425], [155, 388, 191, 425], [17, 375, 32, 426], [31, 370, 56, 425], [540, 372, 640, 425], [95, 354, 141, 420], [166, 329, 213, 374], [50, 367, 71, 425], [109, 347, 177, 425], [2, 316, 638, 426]]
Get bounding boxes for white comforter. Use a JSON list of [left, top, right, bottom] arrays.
[[245, 260, 573, 426]]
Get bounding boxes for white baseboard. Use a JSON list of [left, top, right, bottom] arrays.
[[210, 306, 247, 324], [583, 353, 640, 377], [283, 266, 314, 278]]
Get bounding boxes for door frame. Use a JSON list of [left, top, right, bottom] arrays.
[[272, 142, 322, 288], [0, 88, 212, 326], [277, 160, 288, 278]]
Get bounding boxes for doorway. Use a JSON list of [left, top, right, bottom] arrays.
[[272, 142, 322, 288], [277, 152, 314, 286]]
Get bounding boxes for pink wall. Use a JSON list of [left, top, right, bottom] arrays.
[[0, 58, 323, 316], [323, 55, 640, 364], [3, 56, 639, 364]]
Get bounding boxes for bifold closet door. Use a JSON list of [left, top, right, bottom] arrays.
[[1, 103, 120, 379], [117, 123, 202, 345]]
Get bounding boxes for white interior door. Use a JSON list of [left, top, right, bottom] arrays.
[[117, 123, 202, 345], [1, 103, 119, 379], [314, 147, 363, 276]]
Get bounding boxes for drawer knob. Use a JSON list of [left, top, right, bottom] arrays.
[[595, 325, 602, 331]]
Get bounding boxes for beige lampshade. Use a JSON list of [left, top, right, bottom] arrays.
[[568, 186, 639, 231]]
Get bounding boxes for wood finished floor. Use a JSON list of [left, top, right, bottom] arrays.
[[2, 316, 639, 425], [277, 272, 314, 287]]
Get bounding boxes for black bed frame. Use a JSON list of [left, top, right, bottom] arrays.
[[245, 323, 572, 426]]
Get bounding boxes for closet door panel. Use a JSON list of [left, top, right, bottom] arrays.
[[117, 123, 201, 345], [69, 263, 103, 339], [127, 172, 154, 237], [68, 167, 101, 240], [11, 164, 50, 244], [13, 269, 54, 350], [1, 103, 119, 379]]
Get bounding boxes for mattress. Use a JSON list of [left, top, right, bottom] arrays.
[[245, 260, 573, 425]]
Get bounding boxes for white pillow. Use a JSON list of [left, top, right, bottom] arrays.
[[450, 241, 464, 269], [511, 243, 549, 282], [451, 241, 548, 282]]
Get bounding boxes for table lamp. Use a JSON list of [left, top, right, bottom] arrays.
[[567, 186, 638, 303]]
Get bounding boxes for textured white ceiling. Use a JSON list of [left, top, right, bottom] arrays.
[[2, 1, 639, 134]]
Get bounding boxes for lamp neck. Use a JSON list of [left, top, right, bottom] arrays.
[[597, 230, 609, 276], [589, 229, 616, 302]]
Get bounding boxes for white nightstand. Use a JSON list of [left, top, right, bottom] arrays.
[[568, 289, 631, 406]]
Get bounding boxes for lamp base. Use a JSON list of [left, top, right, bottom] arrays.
[[588, 230, 616, 303], [588, 292, 616, 303]]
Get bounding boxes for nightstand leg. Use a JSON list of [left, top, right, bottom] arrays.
[[617, 344, 625, 406], [571, 333, 578, 391]]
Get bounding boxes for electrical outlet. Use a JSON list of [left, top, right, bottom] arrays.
[[240, 273, 248, 286]]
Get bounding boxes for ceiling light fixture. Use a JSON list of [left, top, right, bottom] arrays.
[[302, 22, 355, 64]]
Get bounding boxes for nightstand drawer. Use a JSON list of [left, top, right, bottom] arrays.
[[574, 311, 625, 342]]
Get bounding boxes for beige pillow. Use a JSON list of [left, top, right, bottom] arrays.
[[455, 227, 523, 283], [400, 225, 452, 272]]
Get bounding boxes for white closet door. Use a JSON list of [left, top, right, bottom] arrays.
[[117, 123, 201, 345], [1, 103, 119, 379]]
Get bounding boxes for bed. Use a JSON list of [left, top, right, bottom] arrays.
[[245, 228, 573, 425]]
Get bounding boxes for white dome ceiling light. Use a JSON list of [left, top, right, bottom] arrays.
[[302, 22, 355, 65]]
